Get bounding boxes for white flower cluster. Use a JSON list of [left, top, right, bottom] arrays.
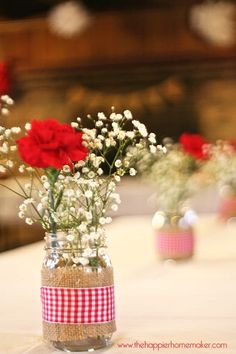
[[0, 124, 21, 174], [0, 95, 14, 116], [1, 109, 157, 266], [203, 141, 236, 197], [137, 141, 198, 214]]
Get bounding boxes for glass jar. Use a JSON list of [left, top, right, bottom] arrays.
[[41, 232, 116, 352], [152, 210, 195, 261]]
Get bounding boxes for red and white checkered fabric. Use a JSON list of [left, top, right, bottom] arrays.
[[41, 286, 115, 324], [156, 231, 194, 254]]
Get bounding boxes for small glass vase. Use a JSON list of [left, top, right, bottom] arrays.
[[41, 232, 116, 352], [152, 211, 195, 261]]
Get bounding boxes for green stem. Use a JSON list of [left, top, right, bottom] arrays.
[[0, 183, 26, 199]]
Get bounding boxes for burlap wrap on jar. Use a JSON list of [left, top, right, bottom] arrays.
[[41, 266, 116, 342]]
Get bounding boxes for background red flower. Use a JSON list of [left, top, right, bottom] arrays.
[[17, 119, 88, 169], [180, 133, 208, 160], [0, 62, 11, 95]]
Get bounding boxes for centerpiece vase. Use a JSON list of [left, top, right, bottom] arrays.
[[153, 212, 195, 261], [41, 232, 116, 352]]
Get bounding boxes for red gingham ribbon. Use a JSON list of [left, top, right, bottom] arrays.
[[41, 286, 115, 324], [156, 231, 194, 254]]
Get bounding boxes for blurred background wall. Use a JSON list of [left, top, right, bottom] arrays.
[[0, 0, 236, 140]]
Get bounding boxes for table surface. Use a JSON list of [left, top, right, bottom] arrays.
[[0, 214, 236, 354]]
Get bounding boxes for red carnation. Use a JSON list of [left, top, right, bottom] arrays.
[[229, 141, 236, 151], [180, 133, 208, 160], [17, 119, 88, 169], [0, 62, 11, 95]]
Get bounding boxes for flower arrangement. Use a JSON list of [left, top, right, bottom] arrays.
[[138, 133, 207, 214], [0, 108, 156, 265], [137, 133, 207, 261], [203, 140, 236, 197]]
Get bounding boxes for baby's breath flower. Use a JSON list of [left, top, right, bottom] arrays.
[[1, 108, 9, 116], [124, 110, 133, 119], [25, 123, 31, 131], [99, 217, 106, 225], [117, 168, 125, 176], [105, 217, 112, 224], [43, 182, 50, 190], [1, 95, 14, 105], [98, 112, 107, 120], [114, 175, 121, 182], [78, 257, 89, 266], [148, 133, 156, 144], [41, 175, 48, 182], [114, 113, 123, 121], [108, 181, 116, 190], [111, 204, 118, 211], [71, 122, 79, 128], [6, 160, 14, 168], [83, 247, 93, 257], [19, 204, 27, 212], [26, 167, 35, 172], [105, 138, 111, 147], [84, 190, 93, 198], [88, 171, 95, 179], [129, 168, 137, 176], [11, 127, 21, 134], [25, 217, 33, 225], [19, 165, 25, 173], [123, 160, 130, 168], [0, 142, 9, 153], [94, 139, 103, 150], [126, 131, 135, 139], [37, 203, 43, 212], [96, 120, 103, 127], [117, 130, 126, 140], [150, 145, 157, 154], [78, 223, 87, 232], [110, 112, 116, 120], [24, 198, 35, 205], [115, 159, 122, 168], [101, 127, 108, 134], [75, 160, 85, 168], [97, 134, 104, 141], [0, 165, 7, 173], [112, 122, 119, 135], [82, 167, 89, 174], [63, 165, 70, 173], [18, 211, 25, 219], [111, 193, 121, 204], [66, 234, 74, 241]]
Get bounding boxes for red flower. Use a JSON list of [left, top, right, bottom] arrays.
[[229, 141, 236, 151], [17, 119, 88, 169], [0, 62, 11, 95], [180, 133, 208, 160]]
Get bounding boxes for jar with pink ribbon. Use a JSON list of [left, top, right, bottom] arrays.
[[152, 210, 196, 261]]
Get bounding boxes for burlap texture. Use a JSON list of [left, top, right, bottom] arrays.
[[160, 225, 193, 234], [41, 266, 116, 341]]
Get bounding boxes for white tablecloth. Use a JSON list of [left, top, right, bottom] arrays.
[[0, 215, 236, 354]]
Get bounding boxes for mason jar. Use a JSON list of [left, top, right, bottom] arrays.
[[152, 211, 195, 261], [41, 232, 116, 352]]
